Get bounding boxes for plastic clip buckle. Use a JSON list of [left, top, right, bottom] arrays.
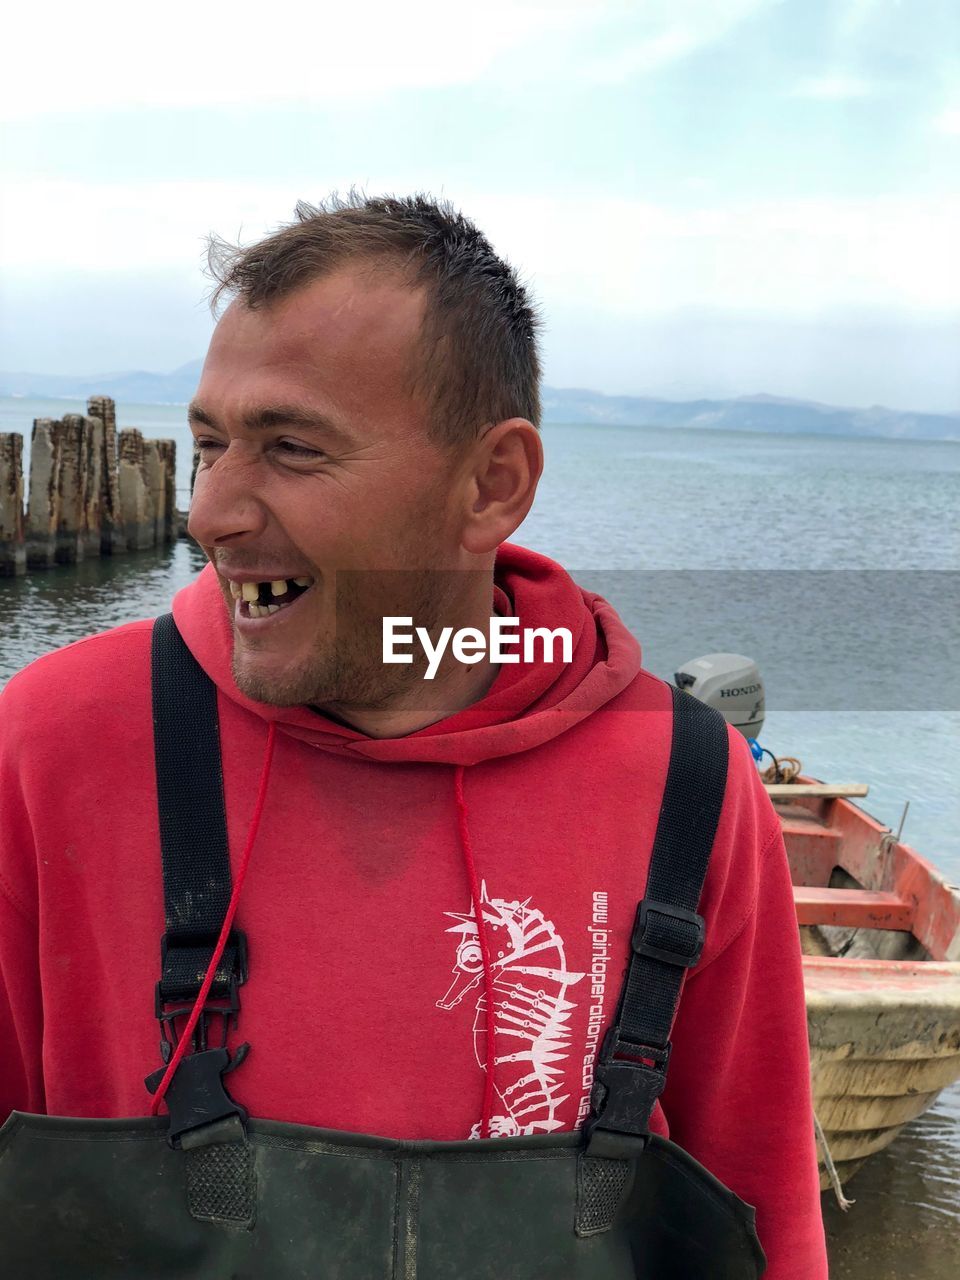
[[631, 899, 705, 968], [582, 1029, 671, 1157], [145, 1045, 250, 1149], [154, 978, 241, 1056], [148, 930, 251, 1148]]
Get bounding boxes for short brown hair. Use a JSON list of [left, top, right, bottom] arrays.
[[204, 192, 542, 450]]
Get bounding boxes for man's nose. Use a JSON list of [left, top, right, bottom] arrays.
[[186, 450, 269, 546]]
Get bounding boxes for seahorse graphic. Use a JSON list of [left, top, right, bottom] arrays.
[[437, 883, 585, 1136]]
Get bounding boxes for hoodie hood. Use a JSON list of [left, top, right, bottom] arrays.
[[172, 541, 642, 765]]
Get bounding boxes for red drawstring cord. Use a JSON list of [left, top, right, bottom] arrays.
[[149, 722, 277, 1117], [453, 764, 496, 1139]]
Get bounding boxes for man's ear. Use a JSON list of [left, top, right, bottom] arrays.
[[459, 419, 543, 556]]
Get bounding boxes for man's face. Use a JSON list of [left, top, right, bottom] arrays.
[[187, 267, 469, 709]]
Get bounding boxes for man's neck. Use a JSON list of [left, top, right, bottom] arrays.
[[311, 577, 506, 739], [317, 653, 500, 738]]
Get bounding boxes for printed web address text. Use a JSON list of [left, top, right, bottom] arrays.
[[578, 890, 610, 1124]]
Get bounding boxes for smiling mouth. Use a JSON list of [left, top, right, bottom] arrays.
[[226, 575, 315, 619]]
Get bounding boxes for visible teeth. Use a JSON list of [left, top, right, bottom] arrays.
[[293, 576, 311, 587], [270, 580, 287, 596], [228, 580, 242, 600], [241, 582, 259, 602], [243, 599, 290, 620]]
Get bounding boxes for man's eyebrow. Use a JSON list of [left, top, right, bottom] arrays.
[[187, 401, 352, 443]]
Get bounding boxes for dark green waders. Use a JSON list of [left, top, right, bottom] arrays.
[[0, 615, 766, 1279]]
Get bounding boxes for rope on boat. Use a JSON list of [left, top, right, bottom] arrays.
[[879, 799, 910, 856], [813, 1110, 856, 1211], [760, 753, 803, 784]]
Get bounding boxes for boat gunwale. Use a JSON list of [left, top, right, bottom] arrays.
[[774, 773, 960, 963], [802, 955, 960, 977]]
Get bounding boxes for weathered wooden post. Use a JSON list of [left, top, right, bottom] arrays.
[[156, 439, 177, 542], [81, 414, 104, 559], [88, 395, 125, 555], [142, 439, 164, 547], [55, 414, 90, 564], [26, 419, 63, 569], [0, 433, 26, 577], [118, 428, 155, 551]]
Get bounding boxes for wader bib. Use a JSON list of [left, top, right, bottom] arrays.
[[0, 614, 766, 1278]]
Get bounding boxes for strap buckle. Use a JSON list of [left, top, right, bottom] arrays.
[[158, 928, 249, 992], [631, 899, 705, 968], [154, 977, 242, 1056], [145, 1046, 250, 1149], [149, 930, 251, 1147], [582, 1029, 671, 1157], [155, 929, 248, 1054]]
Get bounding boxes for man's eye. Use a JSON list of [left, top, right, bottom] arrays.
[[193, 438, 322, 460], [275, 441, 324, 459]]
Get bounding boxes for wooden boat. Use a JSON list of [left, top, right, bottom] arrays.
[[766, 776, 960, 1191]]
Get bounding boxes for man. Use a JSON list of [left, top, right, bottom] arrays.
[[0, 194, 827, 1276]]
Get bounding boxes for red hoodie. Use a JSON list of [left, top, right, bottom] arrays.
[[0, 542, 827, 1276]]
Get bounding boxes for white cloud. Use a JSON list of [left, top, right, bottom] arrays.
[[576, 0, 773, 83], [836, 0, 886, 40], [1, 1, 589, 120], [0, 180, 309, 273], [934, 107, 960, 135], [459, 191, 960, 316], [789, 74, 877, 100], [2, 1, 777, 119], [3, 181, 958, 317]]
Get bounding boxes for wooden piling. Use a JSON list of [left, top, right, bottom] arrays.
[[118, 428, 153, 551], [56, 414, 88, 564], [87, 394, 125, 555], [2, 396, 179, 573], [0, 433, 26, 577], [81, 415, 104, 559], [26, 419, 62, 569], [158, 440, 177, 542]]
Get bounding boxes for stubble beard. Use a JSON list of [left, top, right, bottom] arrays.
[[231, 563, 463, 712]]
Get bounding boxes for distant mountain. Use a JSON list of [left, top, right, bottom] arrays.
[[1, 363, 957, 441], [0, 360, 204, 406], [541, 387, 960, 442]]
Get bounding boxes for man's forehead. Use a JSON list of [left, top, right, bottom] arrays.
[[214, 268, 427, 357], [196, 268, 432, 432]]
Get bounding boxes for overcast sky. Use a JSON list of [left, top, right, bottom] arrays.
[[1, 0, 958, 412]]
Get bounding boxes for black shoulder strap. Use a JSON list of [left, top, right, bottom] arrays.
[[151, 612, 247, 1004], [585, 681, 729, 1156]]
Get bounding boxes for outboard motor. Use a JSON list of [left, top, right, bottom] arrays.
[[673, 653, 765, 740]]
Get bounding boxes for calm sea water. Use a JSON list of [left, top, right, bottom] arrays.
[[2, 397, 959, 1276]]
